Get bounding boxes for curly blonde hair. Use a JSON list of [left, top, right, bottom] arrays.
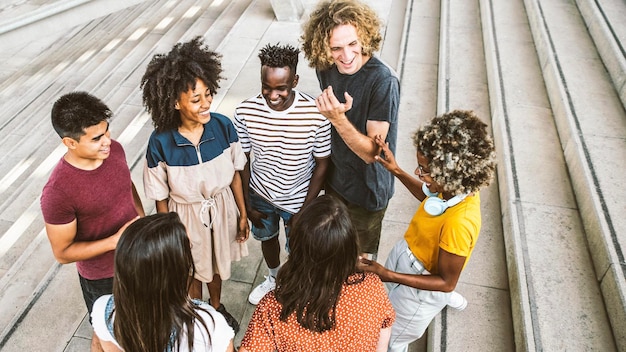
[[301, 0, 382, 71], [414, 110, 496, 195]]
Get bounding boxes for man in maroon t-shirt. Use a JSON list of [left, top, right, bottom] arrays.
[[40, 92, 144, 352]]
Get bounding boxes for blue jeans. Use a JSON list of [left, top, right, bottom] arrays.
[[249, 190, 293, 249], [79, 274, 113, 323]]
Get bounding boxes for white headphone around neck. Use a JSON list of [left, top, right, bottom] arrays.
[[421, 183, 467, 216]]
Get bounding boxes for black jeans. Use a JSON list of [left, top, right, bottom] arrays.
[[78, 274, 113, 323]]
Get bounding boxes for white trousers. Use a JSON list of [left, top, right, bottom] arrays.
[[386, 240, 454, 352]]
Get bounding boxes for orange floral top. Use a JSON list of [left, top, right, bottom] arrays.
[[240, 272, 395, 351]]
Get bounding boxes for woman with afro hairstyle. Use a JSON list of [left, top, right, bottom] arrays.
[[358, 110, 497, 351], [141, 36, 249, 334]]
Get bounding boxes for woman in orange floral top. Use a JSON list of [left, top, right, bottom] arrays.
[[239, 194, 394, 352]]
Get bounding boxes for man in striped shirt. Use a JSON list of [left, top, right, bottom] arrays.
[[234, 43, 331, 305]]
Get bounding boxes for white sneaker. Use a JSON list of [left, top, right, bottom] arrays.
[[447, 291, 468, 311], [248, 275, 276, 305]]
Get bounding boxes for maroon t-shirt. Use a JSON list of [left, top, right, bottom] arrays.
[[41, 140, 138, 280]]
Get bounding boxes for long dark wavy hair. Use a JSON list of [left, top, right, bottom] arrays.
[[274, 194, 363, 333], [112, 212, 212, 351], [141, 36, 223, 132]]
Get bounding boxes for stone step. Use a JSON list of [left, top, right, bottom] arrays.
[[0, 0, 227, 278], [0, 0, 237, 214], [0, 0, 622, 350], [524, 0, 626, 348], [482, 0, 618, 350], [426, 0, 513, 350], [575, 0, 626, 109], [0, 1, 257, 349], [0, 0, 147, 81]]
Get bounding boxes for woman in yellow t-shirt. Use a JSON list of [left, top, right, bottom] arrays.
[[358, 110, 497, 352]]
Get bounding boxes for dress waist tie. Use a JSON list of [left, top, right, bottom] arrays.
[[200, 197, 217, 229]]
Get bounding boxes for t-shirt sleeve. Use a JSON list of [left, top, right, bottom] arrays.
[[143, 159, 170, 201], [368, 75, 400, 124], [439, 219, 475, 258], [240, 295, 278, 352], [223, 115, 247, 171], [313, 118, 332, 158], [369, 274, 395, 329], [231, 140, 247, 171], [233, 108, 251, 153], [91, 295, 120, 348], [197, 303, 234, 352], [40, 184, 75, 225], [143, 136, 171, 201]]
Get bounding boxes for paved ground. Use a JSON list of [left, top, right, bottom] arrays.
[[0, 0, 624, 351]]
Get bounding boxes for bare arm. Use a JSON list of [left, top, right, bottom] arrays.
[[45, 217, 137, 264], [230, 170, 250, 242], [131, 182, 145, 217], [98, 339, 122, 352], [358, 248, 466, 292], [373, 135, 426, 201], [287, 156, 330, 226], [155, 199, 169, 213], [303, 156, 330, 205], [377, 327, 392, 352], [315, 86, 388, 164], [241, 153, 268, 229], [225, 339, 234, 352]]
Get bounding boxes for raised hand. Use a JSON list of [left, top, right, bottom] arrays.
[[315, 86, 353, 122], [373, 134, 400, 174]]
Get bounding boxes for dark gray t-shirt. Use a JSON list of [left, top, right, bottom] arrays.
[[317, 56, 400, 211]]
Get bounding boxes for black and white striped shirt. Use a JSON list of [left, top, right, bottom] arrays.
[[234, 90, 331, 213]]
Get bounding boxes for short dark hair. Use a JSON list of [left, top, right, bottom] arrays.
[[51, 91, 112, 140], [274, 194, 362, 333], [141, 36, 223, 132], [258, 43, 300, 73]]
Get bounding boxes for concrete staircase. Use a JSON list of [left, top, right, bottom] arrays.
[[0, 0, 623, 351], [0, 0, 258, 349], [480, 0, 624, 350]]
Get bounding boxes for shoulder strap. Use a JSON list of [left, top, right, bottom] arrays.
[[104, 296, 115, 337]]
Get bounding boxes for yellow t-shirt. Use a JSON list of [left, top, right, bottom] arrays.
[[404, 192, 481, 274]]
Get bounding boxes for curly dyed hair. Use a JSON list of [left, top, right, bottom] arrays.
[[301, 0, 382, 71], [259, 43, 300, 73], [414, 110, 496, 195], [141, 36, 223, 132]]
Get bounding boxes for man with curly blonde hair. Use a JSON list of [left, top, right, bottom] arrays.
[[358, 110, 497, 351], [301, 0, 400, 259]]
